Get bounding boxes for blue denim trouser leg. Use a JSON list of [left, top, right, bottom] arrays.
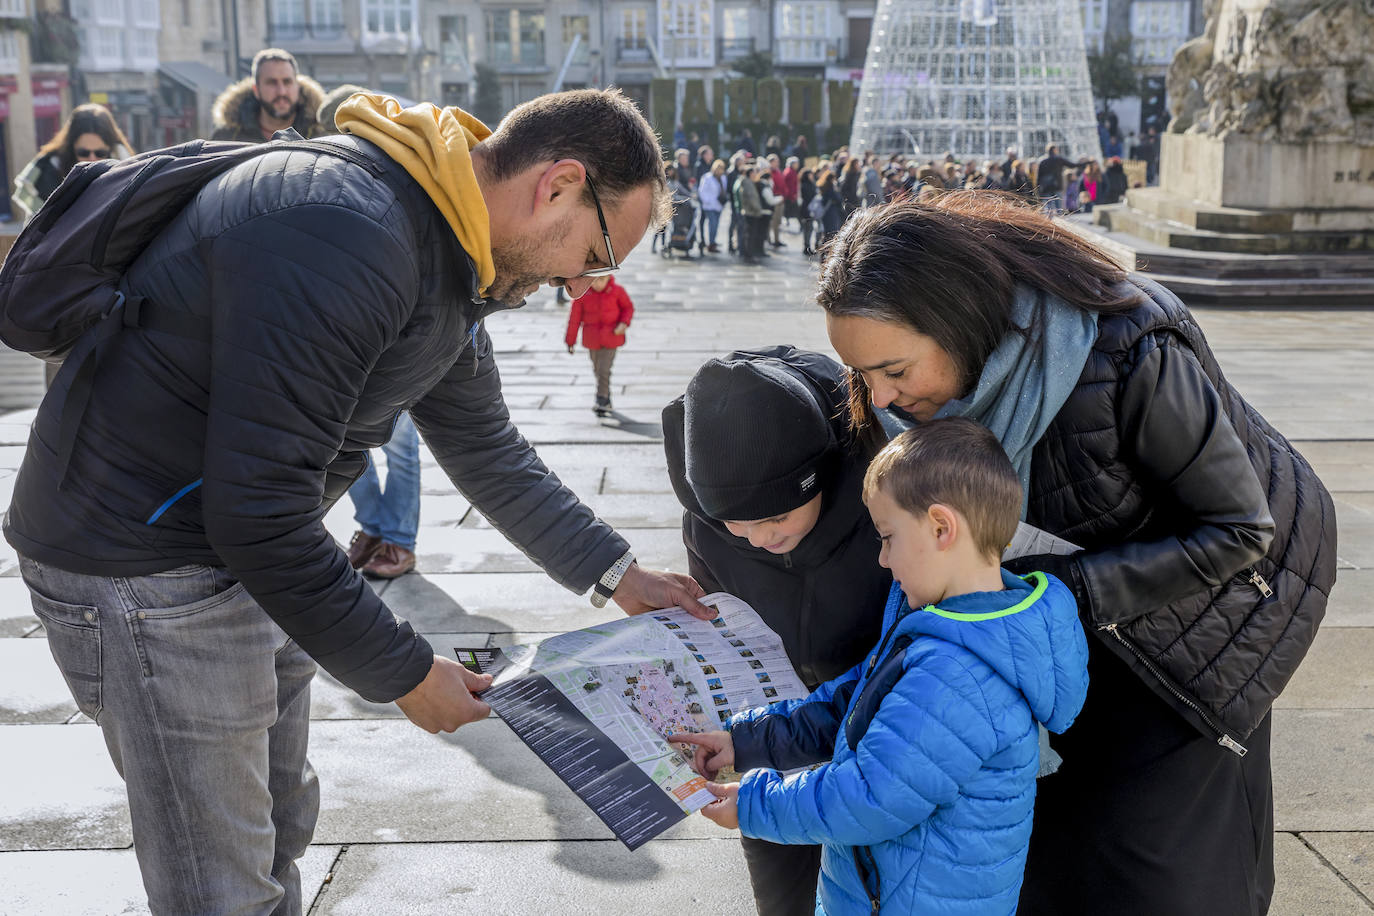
[[348, 412, 420, 550], [20, 557, 319, 916], [704, 209, 721, 246]]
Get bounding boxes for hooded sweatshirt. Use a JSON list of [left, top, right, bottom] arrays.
[[663, 347, 891, 689], [730, 570, 1090, 915], [336, 94, 496, 294]]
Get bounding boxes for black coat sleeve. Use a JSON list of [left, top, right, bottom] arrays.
[[1073, 339, 1275, 626], [200, 202, 434, 703], [409, 326, 629, 593]]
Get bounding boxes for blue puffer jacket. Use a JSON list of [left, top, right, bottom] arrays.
[[729, 570, 1089, 915]]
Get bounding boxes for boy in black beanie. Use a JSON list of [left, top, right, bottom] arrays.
[[662, 346, 891, 916]]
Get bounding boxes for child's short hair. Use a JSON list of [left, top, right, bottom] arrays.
[[862, 418, 1021, 560]]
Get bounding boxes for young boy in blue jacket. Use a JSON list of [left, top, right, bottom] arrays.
[[671, 418, 1090, 915]]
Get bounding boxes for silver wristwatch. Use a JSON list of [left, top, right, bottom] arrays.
[[590, 550, 635, 608]]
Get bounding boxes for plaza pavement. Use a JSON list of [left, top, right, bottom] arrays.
[[0, 224, 1371, 914]]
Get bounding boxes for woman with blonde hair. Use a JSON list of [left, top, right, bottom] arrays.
[[13, 104, 134, 223]]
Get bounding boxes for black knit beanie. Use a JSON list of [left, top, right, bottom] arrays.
[[683, 356, 838, 521]]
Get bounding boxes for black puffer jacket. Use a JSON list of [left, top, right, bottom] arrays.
[[4, 136, 628, 702], [663, 347, 890, 689], [1024, 275, 1336, 748]]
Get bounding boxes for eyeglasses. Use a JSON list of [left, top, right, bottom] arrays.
[[75, 147, 112, 160], [573, 172, 619, 279]]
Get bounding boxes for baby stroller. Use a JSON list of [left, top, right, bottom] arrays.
[[661, 189, 699, 260]]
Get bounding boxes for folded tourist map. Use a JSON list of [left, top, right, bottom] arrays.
[[456, 592, 807, 850]]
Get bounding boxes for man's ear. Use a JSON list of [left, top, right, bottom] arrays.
[[535, 159, 588, 211], [927, 504, 960, 551]]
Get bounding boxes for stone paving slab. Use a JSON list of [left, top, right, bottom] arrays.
[[0, 639, 77, 724], [1303, 833, 1374, 904], [1271, 833, 1374, 915], [0, 844, 340, 916], [309, 839, 753, 915], [410, 528, 688, 576], [461, 491, 682, 529], [1273, 710, 1374, 831], [0, 575, 37, 636], [0, 723, 131, 851], [1324, 572, 1370, 627], [1276, 629, 1374, 709], [308, 719, 733, 844], [371, 572, 631, 634]]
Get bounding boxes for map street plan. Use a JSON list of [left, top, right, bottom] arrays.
[[456, 593, 807, 849]]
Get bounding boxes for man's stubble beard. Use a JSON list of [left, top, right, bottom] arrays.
[[486, 214, 572, 305]]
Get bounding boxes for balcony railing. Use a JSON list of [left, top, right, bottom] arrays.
[[774, 35, 842, 64], [717, 37, 755, 59], [615, 37, 651, 63]]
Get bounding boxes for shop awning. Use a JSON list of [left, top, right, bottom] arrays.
[[158, 61, 233, 96]]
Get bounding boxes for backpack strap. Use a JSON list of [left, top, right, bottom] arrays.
[[55, 136, 400, 488]]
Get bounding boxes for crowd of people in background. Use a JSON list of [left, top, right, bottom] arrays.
[[650, 122, 1154, 268]]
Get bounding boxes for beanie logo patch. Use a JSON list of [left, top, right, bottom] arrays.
[[800, 472, 817, 495]]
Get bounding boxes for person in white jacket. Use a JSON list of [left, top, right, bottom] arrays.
[[697, 159, 727, 254]]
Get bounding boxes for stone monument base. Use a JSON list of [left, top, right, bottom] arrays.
[[1088, 134, 1374, 306]]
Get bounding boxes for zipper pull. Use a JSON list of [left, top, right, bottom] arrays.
[[1247, 568, 1273, 599], [469, 321, 482, 376], [1218, 734, 1248, 756]]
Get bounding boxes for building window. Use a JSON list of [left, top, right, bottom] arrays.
[[659, 0, 712, 66], [619, 6, 649, 60], [93, 0, 124, 25], [1130, 0, 1190, 64], [92, 26, 123, 60], [128, 26, 157, 64], [363, 0, 412, 37], [0, 30, 20, 71], [485, 9, 512, 63], [562, 14, 590, 64], [131, 0, 157, 27], [311, 0, 343, 37], [271, 0, 305, 38], [1079, 0, 1106, 52], [440, 15, 469, 67], [486, 9, 545, 66], [0, 0, 25, 17], [775, 1, 835, 63], [519, 10, 545, 65], [720, 6, 751, 58]]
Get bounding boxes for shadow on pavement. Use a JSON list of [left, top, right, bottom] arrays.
[[374, 572, 671, 884]]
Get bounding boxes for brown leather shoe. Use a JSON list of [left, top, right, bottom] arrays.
[[362, 541, 416, 579], [346, 531, 382, 569]]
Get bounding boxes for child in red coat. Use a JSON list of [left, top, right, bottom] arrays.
[[565, 274, 634, 417]]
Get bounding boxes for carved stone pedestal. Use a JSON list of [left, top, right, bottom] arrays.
[[1089, 134, 1374, 306]]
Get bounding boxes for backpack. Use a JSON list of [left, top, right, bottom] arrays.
[[0, 132, 387, 361], [807, 194, 827, 221], [0, 131, 393, 483]]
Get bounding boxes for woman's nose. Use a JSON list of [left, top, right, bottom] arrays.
[[868, 380, 896, 410]]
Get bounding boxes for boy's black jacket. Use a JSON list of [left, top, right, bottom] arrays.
[[663, 346, 890, 689]]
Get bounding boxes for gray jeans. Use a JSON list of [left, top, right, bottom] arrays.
[[20, 557, 319, 915]]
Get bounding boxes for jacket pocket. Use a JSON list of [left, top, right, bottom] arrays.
[[28, 591, 103, 719]]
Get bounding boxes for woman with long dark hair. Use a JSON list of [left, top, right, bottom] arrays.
[[12, 104, 134, 223], [816, 193, 1335, 916]]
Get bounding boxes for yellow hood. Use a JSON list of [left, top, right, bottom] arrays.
[[335, 93, 495, 294]]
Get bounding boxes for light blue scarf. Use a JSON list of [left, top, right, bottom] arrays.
[[935, 285, 1098, 518], [934, 285, 1097, 778]]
